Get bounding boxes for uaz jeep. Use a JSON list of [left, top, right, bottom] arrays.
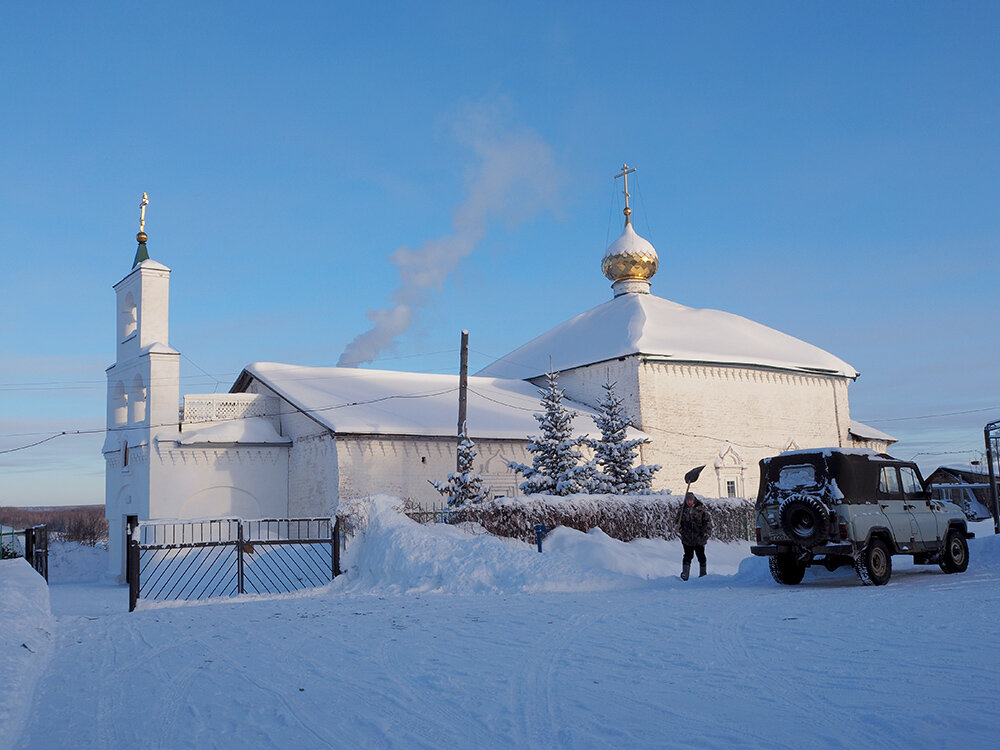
[[751, 448, 973, 586]]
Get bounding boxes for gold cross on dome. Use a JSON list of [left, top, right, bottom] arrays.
[[614, 163, 636, 219], [139, 192, 149, 233]]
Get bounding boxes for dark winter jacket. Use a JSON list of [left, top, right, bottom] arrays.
[[676, 497, 712, 547]]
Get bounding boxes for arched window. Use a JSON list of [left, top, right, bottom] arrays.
[[130, 374, 147, 423], [121, 292, 137, 340], [714, 443, 747, 499], [112, 381, 128, 425]]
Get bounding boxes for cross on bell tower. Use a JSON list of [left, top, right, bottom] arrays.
[[615, 163, 636, 225], [133, 192, 150, 267]]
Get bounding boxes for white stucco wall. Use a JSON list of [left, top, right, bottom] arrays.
[[149, 441, 289, 520], [335, 435, 531, 508], [536, 357, 641, 416], [243, 377, 534, 511], [633, 360, 852, 499]]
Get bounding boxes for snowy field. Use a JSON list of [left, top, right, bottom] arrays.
[[3, 497, 999, 749]]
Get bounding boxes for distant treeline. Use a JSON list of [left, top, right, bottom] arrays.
[[0, 505, 108, 546]]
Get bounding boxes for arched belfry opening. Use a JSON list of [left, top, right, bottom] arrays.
[[112, 381, 128, 425], [121, 291, 137, 340], [130, 374, 147, 423]]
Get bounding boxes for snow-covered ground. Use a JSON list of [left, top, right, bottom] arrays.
[[3, 499, 999, 749]]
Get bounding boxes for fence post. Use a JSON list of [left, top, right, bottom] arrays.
[[24, 526, 34, 567], [237, 521, 245, 595], [36, 526, 48, 581], [126, 515, 139, 612], [332, 517, 341, 577]]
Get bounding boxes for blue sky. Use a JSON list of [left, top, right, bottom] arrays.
[[1, 1, 998, 506]]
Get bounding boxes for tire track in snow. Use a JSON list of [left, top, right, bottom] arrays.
[[508, 606, 591, 748], [207, 643, 335, 748], [373, 601, 494, 748]]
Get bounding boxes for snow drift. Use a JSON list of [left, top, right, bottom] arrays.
[[335, 495, 750, 595], [0, 559, 53, 742]]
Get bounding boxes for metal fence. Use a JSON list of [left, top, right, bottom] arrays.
[[1, 525, 48, 581], [405, 502, 457, 525], [127, 515, 340, 612]]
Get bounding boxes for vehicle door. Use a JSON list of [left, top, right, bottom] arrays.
[[900, 465, 941, 549], [877, 465, 916, 550]]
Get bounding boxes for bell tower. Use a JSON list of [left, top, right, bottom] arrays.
[[103, 194, 181, 580]]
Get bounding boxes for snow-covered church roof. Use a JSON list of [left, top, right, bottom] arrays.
[[235, 362, 644, 440], [476, 292, 859, 380], [480, 187, 857, 381]]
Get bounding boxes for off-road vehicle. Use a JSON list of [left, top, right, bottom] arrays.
[[751, 448, 973, 586]]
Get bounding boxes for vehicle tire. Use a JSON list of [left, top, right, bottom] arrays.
[[769, 554, 806, 585], [855, 538, 892, 586], [939, 529, 969, 574], [778, 494, 830, 545]]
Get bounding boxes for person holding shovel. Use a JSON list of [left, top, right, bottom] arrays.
[[677, 492, 712, 580]]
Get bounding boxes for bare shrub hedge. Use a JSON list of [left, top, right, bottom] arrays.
[[442, 494, 754, 544]]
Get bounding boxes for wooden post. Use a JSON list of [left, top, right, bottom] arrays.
[[126, 515, 139, 612], [24, 527, 34, 570], [457, 329, 469, 471]]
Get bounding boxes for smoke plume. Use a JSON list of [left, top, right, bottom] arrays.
[[337, 113, 560, 367]]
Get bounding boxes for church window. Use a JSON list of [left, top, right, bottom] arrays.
[[122, 441, 129, 470], [130, 375, 147, 423], [121, 292, 137, 340], [715, 443, 746, 499]]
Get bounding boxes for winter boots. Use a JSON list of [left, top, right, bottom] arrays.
[[681, 562, 706, 580]]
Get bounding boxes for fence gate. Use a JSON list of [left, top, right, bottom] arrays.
[[2, 525, 48, 580], [24, 525, 48, 581], [127, 516, 340, 612]]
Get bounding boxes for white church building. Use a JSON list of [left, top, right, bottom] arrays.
[[104, 179, 893, 579]]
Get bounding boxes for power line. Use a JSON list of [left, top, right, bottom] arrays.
[[860, 406, 1000, 423], [0, 386, 462, 454], [181, 354, 222, 393], [0, 348, 463, 393], [0, 433, 74, 455], [2, 369, 989, 459]]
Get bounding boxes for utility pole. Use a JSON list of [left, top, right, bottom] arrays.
[[986, 419, 1000, 535], [457, 330, 469, 472]]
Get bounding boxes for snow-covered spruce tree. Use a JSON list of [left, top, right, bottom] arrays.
[[587, 381, 661, 494], [429, 430, 488, 508], [509, 371, 597, 495]]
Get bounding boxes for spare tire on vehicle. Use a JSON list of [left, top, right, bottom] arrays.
[[778, 494, 830, 545]]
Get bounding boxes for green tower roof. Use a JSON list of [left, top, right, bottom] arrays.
[[132, 234, 149, 268]]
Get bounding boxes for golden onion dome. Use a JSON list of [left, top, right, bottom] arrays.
[[602, 219, 659, 290]]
